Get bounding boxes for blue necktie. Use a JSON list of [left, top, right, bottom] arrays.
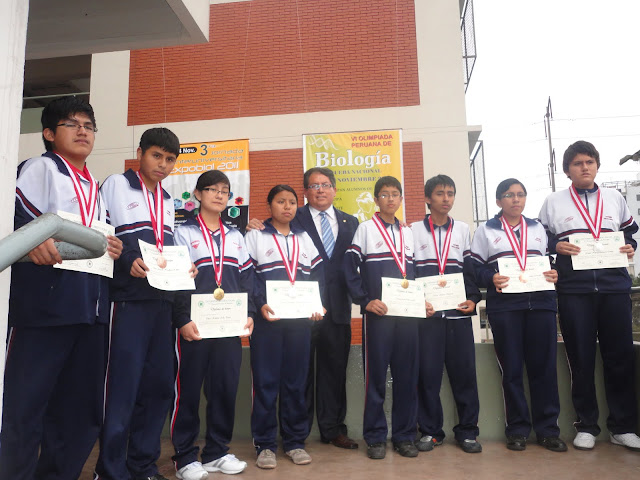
[[319, 211, 335, 258]]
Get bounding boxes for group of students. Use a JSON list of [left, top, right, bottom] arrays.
[[0, 97, 639, 480]]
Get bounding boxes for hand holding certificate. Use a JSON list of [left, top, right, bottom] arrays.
[[568, 232, 628, 270], [138, 240, 196, 291], [381, 277, 428, 318], [54, 211, 115, 278], [191, 293, 250, 338], [497, 256, 555, 293], [265, 280, 324, 319]]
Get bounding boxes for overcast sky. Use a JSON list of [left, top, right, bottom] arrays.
[[465, 0, 640, 219]]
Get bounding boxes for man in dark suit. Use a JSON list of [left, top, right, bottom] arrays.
[[247, 167, 359, 449], [296, 167, 359, 449]]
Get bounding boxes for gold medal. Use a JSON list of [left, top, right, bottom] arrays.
[[213, 287, 225, 300], [401, 278, 409, 289], [157, 255, 167, 269]]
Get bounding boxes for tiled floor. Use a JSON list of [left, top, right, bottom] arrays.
[[82, 436, 640, 480]]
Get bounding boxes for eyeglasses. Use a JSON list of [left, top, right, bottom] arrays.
[[501, 192, 527, 199], [307, 183, 333, 190], [202, 187, 230, 196], [378, 193, 401, 200], [56, 122, 98, 133]]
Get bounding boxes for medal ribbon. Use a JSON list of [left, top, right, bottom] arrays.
[[500, 215, 528, 271], [272, 233, 299, 285], [56, 153, 98, 227], [428, 216, 454, 275], [197, 214, 225, 288], [136, 171, 164, 252], [372, 213, 406, 278], [569, 185, 603, 240]]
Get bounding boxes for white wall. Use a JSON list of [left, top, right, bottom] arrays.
[[0, 0, 29, 425]]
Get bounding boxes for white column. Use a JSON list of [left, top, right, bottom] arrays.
[[0, 0, 29, 426]]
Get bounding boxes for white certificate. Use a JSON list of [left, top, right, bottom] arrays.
[[54, 211, 115, 278], [421, 272, 467, 311], [498, 256, 555, 293], [266, 280, 323, 319], [569, 232, 628, 270], [138, 240, 195, 291], [380, 277, 426, 318], [191, 292, 249, 338]]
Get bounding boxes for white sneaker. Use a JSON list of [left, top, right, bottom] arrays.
[[176, 461, 209, 480], [285, 448, 312, 465], [573, 432, 596, 450], [203, 453, 247, 474], [610, 433, 640, 451]]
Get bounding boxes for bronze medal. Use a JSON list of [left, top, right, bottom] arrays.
[[157, 255, 167, 269], [438, 277, 447, 288]]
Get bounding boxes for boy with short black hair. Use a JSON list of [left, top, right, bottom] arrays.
[[0, 96, 122, 480], [344, 176, 419, 460], [539, 140, 640, 451], [412, 174, 482, 453], [96, 127, 191, 480]]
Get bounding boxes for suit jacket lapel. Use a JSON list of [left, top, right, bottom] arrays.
[[334, 208, 351, 253], [298, 205, 327, 259]]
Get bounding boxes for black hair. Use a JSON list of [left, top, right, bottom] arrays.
[[496, 178, 527, 199], [303, 167, 336, 189], [374, 176, 402, 197], [424, 174, 456, 210], [41, 96, 97, 151], [562, 140, 600, 173], [139, 127, 180, 157], [267, 184, 298, 204], [195, 170, 230, 191]]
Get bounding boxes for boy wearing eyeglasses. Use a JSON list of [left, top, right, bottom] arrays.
[[1, 97, 123, 480], [539, 140, 640, 451], [411, 175, 482, 454], [96, 128, 197, 480], [343, 176, 420, 460]]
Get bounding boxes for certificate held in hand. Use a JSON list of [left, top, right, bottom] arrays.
[[191, 293, 249, 338], [422, 272, 467, 311], [266, 280, 323, 319], [569, 232, 628, 270], [380, 277, 427, 318], [138, 240, 196, 291]]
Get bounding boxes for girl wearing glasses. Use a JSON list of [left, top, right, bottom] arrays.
[[171, 170, 255, 480], [244, 185, 325, 469], [470, 178, 566, 453]]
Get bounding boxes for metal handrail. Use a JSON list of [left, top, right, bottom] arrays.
[[0, 213, 107, 272]]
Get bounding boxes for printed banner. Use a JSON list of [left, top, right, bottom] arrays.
[[163, 139, 250, 231], [302, 130, 404, 221]]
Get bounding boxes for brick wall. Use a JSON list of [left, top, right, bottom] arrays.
[[128, 0, 419, 125]]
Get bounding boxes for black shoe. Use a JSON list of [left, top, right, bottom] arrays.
[[135, 476, 169, 480], [367, 442, 387, 459], [537, 436, 568, 452], [506, 435, 527, 451], [458, 438, 483, 453], [414, 434, 436, 452], [393, 440, 419, 457]]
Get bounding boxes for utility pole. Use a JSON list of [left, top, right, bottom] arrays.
[[544, 97, 556, 192]]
